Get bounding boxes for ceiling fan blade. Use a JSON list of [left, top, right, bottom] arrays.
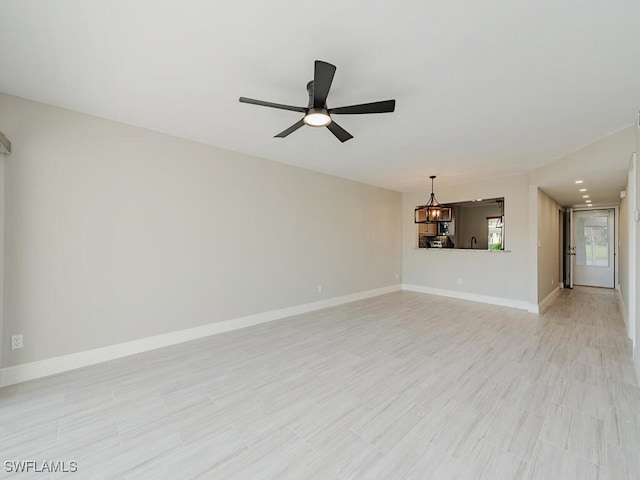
[[313, 61, 336, 108], [326, 121, 353, 143], [329, 99, 396, 115], [239, 97, 306, 113], [274, 119, 305, 138]]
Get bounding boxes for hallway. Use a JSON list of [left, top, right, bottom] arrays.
[[531, 286, 638, 479]]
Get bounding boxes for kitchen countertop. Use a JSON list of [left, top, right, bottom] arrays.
[[416, 247, 511, 252]]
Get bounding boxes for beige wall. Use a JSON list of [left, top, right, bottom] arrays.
[[619, 183, 629, 326], [402, 174, 530, 303], [635, 124, 640, 377], [0, 94, 402, 367], [0, 157, 4, 367], [536, 189, 561, 303], [620, 124, 639, 376]]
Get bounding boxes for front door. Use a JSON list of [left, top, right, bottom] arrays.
[[572, 209, 615, 288]]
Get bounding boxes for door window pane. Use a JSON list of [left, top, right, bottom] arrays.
[[575, 215, 608, 267], [487, 217, 502, 250]]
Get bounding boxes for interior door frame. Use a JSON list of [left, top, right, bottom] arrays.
[[564, 207, 574, 288]]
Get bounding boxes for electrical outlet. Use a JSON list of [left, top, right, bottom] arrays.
[[395, 273, 399, 280], [11, 334, 23, 350], [317, 285, 322, 294], [457, 278, 463, 285]]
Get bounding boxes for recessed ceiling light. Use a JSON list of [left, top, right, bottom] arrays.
[[579, 188, 587, 192], [476, 199, 483, 201], [575, 180, 584, 184], [582, 195, 589, 198], [585, 200, 592, 203]]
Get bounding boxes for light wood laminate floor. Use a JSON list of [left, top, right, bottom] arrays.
[[0, 287, 638, 479]]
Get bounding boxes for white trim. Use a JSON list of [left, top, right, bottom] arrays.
[[627, 153, 637, 349], [537, 286, 560, 314], [401, 284, 536, 313], [0, 284, 401, 387]]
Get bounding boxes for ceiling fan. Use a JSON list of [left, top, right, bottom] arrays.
[[239, 60, 396, 143]]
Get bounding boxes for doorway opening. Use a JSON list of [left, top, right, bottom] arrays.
[[568, 208, 615, 289]]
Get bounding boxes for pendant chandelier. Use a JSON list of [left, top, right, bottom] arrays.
[[414, 175, 445, 223]]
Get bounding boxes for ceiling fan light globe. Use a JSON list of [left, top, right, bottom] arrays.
[[304, 109, 332, 127]]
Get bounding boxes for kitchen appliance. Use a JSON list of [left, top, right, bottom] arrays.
[[437, 222, 451, 236]]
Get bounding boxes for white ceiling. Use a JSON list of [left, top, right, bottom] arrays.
[[1, 0, 639, 205]]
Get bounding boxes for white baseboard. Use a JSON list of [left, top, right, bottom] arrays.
[[0, 284, 401, 388], [537, 286, 560, 314], [616, 291, 637, 385], [401, 284, 536, 313], [617, 289, 629, 333]]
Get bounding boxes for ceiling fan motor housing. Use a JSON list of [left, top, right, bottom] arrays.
[[303, 80, 331, 126], [306, 80, 316, 108]]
